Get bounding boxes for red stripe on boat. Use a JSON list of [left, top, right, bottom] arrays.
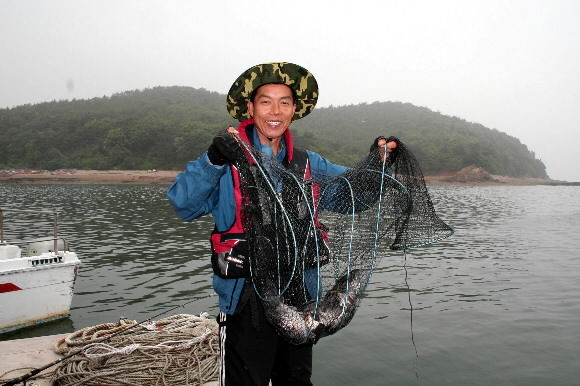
[[0, 283, 23, 293]]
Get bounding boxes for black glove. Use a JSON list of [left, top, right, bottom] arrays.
[[370, 136, 400, 162], [385, 136, 400, 163], [207, 130, 241, 165], [370, 136, 387, 153]]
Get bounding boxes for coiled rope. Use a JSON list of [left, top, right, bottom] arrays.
[[50, 313, 219, 386]]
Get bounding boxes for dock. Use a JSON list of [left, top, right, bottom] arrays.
[[0, 334, 67, 386]]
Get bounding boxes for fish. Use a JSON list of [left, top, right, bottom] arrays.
[[261, 269, 367, 344], [315, 268, 366, 336]]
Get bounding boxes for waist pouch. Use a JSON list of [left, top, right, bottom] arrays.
[[211, 232, 250, 278], [210, 223, 331, 278]]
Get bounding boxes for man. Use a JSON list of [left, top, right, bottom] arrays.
[[168, 62, 397, 385]]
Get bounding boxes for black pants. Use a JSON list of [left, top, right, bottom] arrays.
[[217, 290, 313, 386]]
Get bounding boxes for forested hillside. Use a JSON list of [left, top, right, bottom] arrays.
[[0, 86, 547, 178], [293, 102, 547, 177]]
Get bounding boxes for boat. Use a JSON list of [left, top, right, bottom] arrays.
[[0, 208, 81, 335]]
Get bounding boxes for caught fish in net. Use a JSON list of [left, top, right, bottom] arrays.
[[233, 137, 453, 345]]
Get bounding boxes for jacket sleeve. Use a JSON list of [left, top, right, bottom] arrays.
[[167, 153, 227, 222], [305, 150, 348, 178], [306, 150, 390, 213]]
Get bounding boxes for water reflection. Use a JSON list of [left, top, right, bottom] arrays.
[[2, 184, 579, 386], [1, 184, 576, 322]]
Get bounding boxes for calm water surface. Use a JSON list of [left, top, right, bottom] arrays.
[[1, 184, 579, 385]]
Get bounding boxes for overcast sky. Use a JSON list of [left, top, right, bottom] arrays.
[[1, 0, 578, 181]]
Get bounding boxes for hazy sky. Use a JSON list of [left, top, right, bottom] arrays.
[[1, 0, 578, 181]]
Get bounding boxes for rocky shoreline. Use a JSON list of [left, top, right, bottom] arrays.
[[0, 167, 573, 186]]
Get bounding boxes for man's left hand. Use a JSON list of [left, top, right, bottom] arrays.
[[370, 136, 399, 162]]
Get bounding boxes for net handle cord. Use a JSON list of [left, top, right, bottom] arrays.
[[284, 170, 323, 306], [234, 136, 412, 296], [369, 145, 390, 276], [281, 166, 410, 332], [314, 151, 412, 329], [360, 168, 413, 251], [234, 134, 309, 300], [270, 170, 320, 303], [322, 174, 357, 325], [336, 147, 413, 312]]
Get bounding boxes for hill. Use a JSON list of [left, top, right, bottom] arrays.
[[0, 86, 547, 178], [292, 102, 546, 177]]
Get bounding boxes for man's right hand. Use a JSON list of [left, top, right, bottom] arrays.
[[207, 127, 241, 165]]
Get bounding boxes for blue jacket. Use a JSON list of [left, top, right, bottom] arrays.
[[167, 123, 347, 314]]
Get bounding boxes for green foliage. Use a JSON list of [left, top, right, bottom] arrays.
[[0, 87, 547, 178], [293, 102, 547, 178]]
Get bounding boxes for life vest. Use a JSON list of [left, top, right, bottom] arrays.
[[210, 121, 329, 279]]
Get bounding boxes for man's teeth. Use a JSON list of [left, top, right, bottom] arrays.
[[267, 121, 281, 126]]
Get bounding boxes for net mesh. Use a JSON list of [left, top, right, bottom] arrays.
[[233, 137, 453, 344]]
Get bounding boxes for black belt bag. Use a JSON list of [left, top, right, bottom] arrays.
[[210, 232, 251, 278]]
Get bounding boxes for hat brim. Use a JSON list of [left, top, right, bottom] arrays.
[[226, 62, 318, 122]]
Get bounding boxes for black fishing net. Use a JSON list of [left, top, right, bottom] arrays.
[[233, 137, 453, 345]]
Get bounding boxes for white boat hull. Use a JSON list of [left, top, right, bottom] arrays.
[[0, 250, 80, 334]]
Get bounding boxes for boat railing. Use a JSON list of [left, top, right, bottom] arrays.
[[0, 208, 63, 254]]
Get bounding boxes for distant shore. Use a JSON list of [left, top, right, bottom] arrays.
[[0, 170, 178, 185], [1, 168, 574, 186]]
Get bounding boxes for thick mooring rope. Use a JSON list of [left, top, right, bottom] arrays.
[[51, 313, 219, 386]]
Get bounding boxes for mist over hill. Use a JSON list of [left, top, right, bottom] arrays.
[[0, 86, 547, 178]]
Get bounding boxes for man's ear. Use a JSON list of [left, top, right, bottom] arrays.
[[247, 101, 254, 117]]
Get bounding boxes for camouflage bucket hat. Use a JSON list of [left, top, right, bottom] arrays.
[[226, 62, 319, 122]]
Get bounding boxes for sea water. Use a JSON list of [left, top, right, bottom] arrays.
[[1, 184, 579, 385]]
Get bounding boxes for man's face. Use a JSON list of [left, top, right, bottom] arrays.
[[247, 83, 296, 143]]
